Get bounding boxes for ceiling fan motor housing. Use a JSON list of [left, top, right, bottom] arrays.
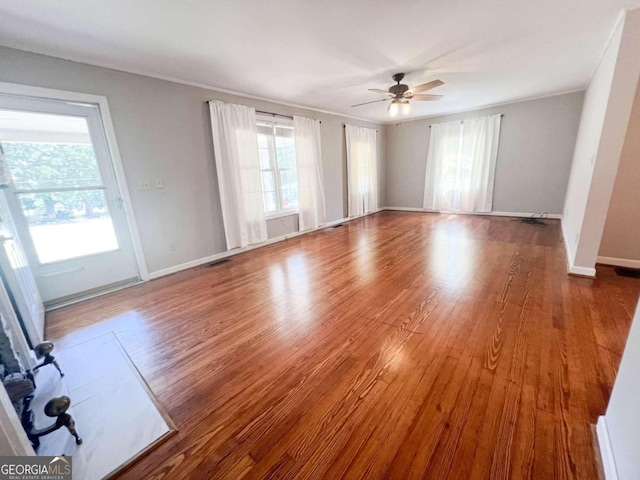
[[389, 84, 409, 96], [390, 73, 408, 97]]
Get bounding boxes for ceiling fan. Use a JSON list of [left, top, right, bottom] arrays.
[[351, 73, 444, 117]]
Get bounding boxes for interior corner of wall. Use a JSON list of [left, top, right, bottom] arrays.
[[561, 218, 572, 251]]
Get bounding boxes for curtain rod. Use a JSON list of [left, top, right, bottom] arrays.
[[256, 110, 322, 124], [207, 101, 322, 123], [427, 114, 504, 128], [256, 110, 293, 120], [343, 124, 379, 132]]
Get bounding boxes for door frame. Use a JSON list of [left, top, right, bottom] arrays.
[[0, 81, 149, 282], [0, 277, 38, 370], [0, 385, 34, 456]]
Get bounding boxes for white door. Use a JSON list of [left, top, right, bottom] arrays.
[[0, 94, 139, 304], [0, 190, 45, 346]]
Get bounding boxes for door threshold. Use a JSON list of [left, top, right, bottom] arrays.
[[44, 277, 142, 311]]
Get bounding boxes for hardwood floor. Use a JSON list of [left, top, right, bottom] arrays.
[[46, 212, 640, 479]]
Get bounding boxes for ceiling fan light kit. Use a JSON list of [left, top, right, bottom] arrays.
[[352, 72, 444, 117], [389, 98, 411, 117], [389, 101, 399, 117], [401, 99, 410, 115]]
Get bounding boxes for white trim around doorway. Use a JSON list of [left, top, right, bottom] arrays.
[[0, 81, 149, 281]]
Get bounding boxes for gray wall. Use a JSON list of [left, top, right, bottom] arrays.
[[384, 91, 584, 214], [0, 46, 384, 274]]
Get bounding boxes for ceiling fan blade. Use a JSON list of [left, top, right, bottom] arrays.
[[368, 88, 392, 96], [350, 99, 390, 108], [407, 79, 444, 95], [410, 94, 444, 101]]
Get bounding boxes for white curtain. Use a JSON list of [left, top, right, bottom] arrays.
[[0, 141, 11, 187], [294, 116, 326, 231], [423, 114, 501, 213], [209, 100, 267, 249], [345, 125, 378, 217]]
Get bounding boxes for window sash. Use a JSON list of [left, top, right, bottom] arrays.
[[257, 119, 298, 216]]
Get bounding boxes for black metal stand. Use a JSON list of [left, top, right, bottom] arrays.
[[32, 342, 64, 378], [23, 395, 82, 450], [5, 342, 82, 451]]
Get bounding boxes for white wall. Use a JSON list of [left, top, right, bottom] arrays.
[[600, 297, 640, 480], [562, 19, 622, 270], [598, 79, 640, 267], [384, 91, 584, 214], [0, 46, 384, 277], [562, 9, 640, 276]]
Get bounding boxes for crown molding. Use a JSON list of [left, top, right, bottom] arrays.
[[381, 88, 586, 126], [0, 43, 382, 125]]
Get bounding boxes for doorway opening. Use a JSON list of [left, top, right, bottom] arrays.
[[0, 88, 145, 308]]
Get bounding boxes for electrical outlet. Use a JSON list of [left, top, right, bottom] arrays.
[[156, 178, 165, 189], [139, 180, 151, 190], [170, 241, 177, 251]]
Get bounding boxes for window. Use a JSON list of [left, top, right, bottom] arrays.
[[0, 109, 120, 263], [256, 117, 298, 216], [345, 124, 378, 217], [423, 114, 502, 213]]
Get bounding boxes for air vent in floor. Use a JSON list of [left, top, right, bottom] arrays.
[[206, 259, 230, 268], [615, 267, 640, 278]]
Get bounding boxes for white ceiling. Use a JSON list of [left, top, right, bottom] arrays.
[[0, 0, 639, 123]]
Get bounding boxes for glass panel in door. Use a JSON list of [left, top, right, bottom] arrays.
[[0, 95, 139, 304], [15, 190, 119, 263]]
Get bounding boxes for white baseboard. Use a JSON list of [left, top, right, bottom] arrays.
[[383, 206, 562, 219], [148, 210, 380, 280], [596, 416, 619, 480], [490, 211, 562, 219], [567, 264, 597, 277], [384, 206, 427, 213], [597, 256, 640, 269], [560, 219, 597, 278]]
